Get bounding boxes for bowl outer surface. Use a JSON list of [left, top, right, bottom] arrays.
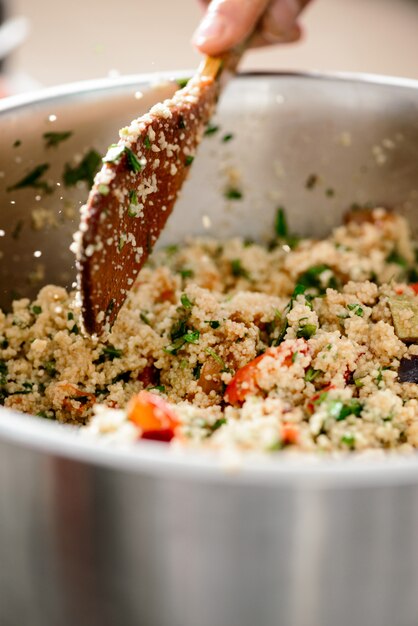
[[0, 73, 418, 626]]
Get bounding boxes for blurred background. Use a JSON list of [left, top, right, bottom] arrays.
[[1, 0, 418, 94]]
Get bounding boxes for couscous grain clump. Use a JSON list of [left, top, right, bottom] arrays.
[[1, 207, 418, 454]]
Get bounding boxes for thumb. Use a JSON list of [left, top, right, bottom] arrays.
[[193, 0, 271, 56]]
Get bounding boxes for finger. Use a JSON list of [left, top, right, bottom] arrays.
[[260, 0, 312, 38], [249, 22, 302, 48], [192, 0, 271, 56]]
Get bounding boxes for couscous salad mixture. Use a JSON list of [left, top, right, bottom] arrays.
[[1, 207, 418, 454]]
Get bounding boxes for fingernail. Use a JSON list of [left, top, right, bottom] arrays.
[[192, 14, 228, 47]]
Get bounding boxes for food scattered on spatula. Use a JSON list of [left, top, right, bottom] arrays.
[[73, 58, 226, 336]]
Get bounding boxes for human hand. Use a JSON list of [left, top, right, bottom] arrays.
[[193, 0, 312, 56]]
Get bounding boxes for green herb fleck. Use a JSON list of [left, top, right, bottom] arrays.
[[386, 250, 408, 268], [224, 187, 243, 200], [98, 183, 110, 195], [185, 155, 194, 166], [177, 115, 186, 130], [118, 234, 126, 251], [43, 360, 57, 377], [275, 207, 288, 238], [231, 259, 250, 279], [144, 136, 151, 150], [179, 268, 194, 279], [341, 433, 355, 448], [63, 149, 101, 187], [31, 305, 42, 315], [180, 293, 193, 309], [297, 264, 338, 294], [205, 348, 228, 372], [305, 368, 320, 383], [100, 345, 123, 361], [206, 320, 220, 329], [176, 77, 190, 89], [7, 163, 52, 194], [347, 303, 364, 317], [296, 323, 317, 339], [140, 311, 151, 325], [67, 312, 74, 321], [43, 130, 73, 148], [204, 124, 219, 136], [106, 299, 115, 316], [13, 139, 21, 148], [207, 417, 227, 434], [222, 133, 234, 143], [148, 385, 166, 393]]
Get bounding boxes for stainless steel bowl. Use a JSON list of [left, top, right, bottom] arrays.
[[0, 72, 418, 626]]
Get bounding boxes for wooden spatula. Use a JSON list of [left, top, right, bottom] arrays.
[[75, 51, 243, 336]]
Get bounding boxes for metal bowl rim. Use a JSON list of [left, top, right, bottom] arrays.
[[1, 70, 418, 485]]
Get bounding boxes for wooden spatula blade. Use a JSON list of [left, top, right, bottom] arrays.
[[75, 68, 221, 335]]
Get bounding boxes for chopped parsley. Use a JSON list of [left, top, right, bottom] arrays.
[[106, 299, 115, 316], [98, 183, 110, 195], [275, 207, 288, 238], [179, 268, 194, 279], [305, 368, 320, 383], [164, 329, 200, 355], [224, 187, 243, 200], [43, 130, 73, 148], [296, 323, 317, 339], [144, 136, 151, 149], [206, 320, 220, 329], [231, 259, 250, 279], [341, 433, 355, 448], [205, 348, 228, 372], [222, 133, 234, 143], [347, 303, 364, 317], [207, 417, 227, 434], [328, 399, 363, 421], [176, 77, 190, 89], [180, 293, 193, 309], [63, 149, 101, 187], [103, 144, 142, 173], [148, 385, 166, 393], [386, 250, 408, 268], [43, 360, 57, 377], [297, 264, 338, 294], [204, 123, 219, 136], [7, 163, 52, 194], [140, 311, 151, 325], [184, 155, 194, 166], [31, 305, 42, 315], [98, 344, 123, 362]]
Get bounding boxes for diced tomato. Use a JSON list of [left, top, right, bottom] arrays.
[[307, 384, 335, 414], [281, 424, 299, 446], [224, 341, 308, 406], [127, 390, 179, 442], [410, 283, 418, 295]]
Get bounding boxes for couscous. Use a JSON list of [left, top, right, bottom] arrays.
[[1, 207, 418, 454]]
